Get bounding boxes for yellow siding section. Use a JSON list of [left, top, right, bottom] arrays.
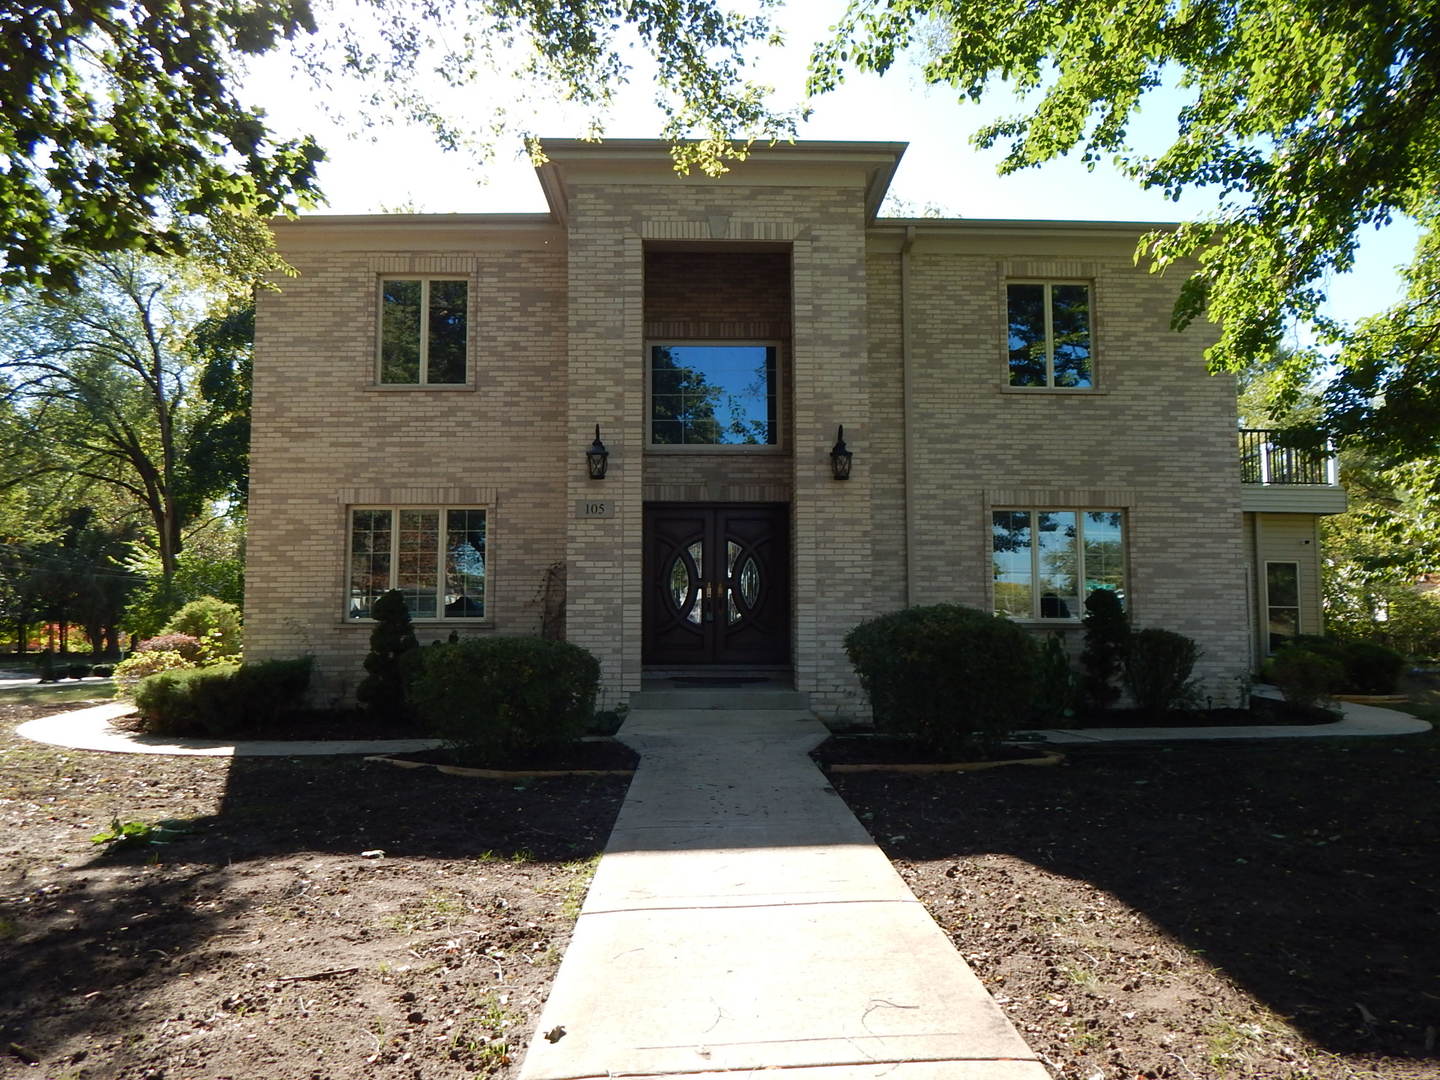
[[1254, 513, 1324, 642]]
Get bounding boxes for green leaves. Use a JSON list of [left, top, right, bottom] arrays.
[[91, 816, 194, 849], [1, 2, 323, 292], [813, 0, 1440, 465]]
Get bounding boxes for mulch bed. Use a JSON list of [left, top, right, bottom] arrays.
[[831, 729, 1440, 1080], [0, 700, 630, 1079], [1064, 696, 1338, 728], [812, 736, 1053, 768], [384, 740, 640, 773]]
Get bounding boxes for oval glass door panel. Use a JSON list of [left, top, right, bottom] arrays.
[[739, 556, 760, 607], [668, 541, 702, 623], [726, 541, 741, 623]]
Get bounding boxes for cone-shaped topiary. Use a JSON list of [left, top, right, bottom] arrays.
[[1079, 588, 1129, 713], [357, 590, 419, 720]]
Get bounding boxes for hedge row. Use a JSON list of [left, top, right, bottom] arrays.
[[133, 658, 313, 737]]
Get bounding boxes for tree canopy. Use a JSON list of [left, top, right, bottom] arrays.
[[0, 0, 324, 290], [810, 0, 1440, 465], [0, 0, 799, 292], [0, 252, 252, 580], [5, 0, 1436, 467]]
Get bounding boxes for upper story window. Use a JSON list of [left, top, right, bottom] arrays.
[[1007, 282, 1093, 388], [649, 343, 778, 446], [992, 508, 1125, 619], [379, 278, 468, 385]]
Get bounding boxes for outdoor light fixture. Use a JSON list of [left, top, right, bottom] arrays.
[[586, 424, 610, 480], [829, 425, 853, 480]]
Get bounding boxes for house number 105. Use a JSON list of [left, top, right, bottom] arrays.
[[577, 500, 615, 518]]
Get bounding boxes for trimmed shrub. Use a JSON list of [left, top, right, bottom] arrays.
[[1340, 640, 1407, 694], [1030, 632, 1075, 726], [844, 604, 1038, 757], [409, 636, 600, 759], [89, 664, 114, 678], [1274, 636, 1405, 693], [357, 589, 419, 720], [133, 658, 313, 736], [63, 664, 89, 680], [1079, 588, 1128, 712], [1122, 628, 1199, 714], [162, 597, 242, 658], [35, 651, 58, 684], [137, 633, 204, 663], [1263, 648, 1341, 710], [114, 650, 196, 695]]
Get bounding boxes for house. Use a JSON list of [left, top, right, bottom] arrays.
[[245, 139, 1345, 713]]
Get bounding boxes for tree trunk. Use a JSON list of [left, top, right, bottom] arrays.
[[86, 619, 105, 657]]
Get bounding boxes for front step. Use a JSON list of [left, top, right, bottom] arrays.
[[627, 687, 810, 711]]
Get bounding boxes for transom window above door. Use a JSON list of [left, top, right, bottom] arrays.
[[649, 343, 779, 446]]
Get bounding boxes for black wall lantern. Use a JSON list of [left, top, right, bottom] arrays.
[[585, 424, 610, 480], [829, 425, 853, 480]]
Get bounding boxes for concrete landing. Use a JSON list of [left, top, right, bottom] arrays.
[[517, 707, 1046, 1080]]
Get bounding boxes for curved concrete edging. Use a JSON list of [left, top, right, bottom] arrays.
[[1027, 689, 1431, 744], [11, 687, 1432, 759], [12, 702, 443, 757], [365, 753, 636, 779]]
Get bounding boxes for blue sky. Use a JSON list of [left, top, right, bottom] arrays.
[[243, 1, 1417, 333]]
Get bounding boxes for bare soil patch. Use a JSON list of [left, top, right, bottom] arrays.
[[0, 701, 629, 1079], [829, 726, 1439, 1080]]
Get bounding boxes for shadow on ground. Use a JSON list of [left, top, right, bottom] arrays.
[[0, 737, 629, 1073], [832, 725, 1440, 1063]]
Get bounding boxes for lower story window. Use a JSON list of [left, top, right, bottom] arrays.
[[1265, 561, 1300, 652], [992, 509, 1125, 619], [349, 507, 487, 620]]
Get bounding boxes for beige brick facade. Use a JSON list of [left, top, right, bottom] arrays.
[[248, 140, 1309, 713]]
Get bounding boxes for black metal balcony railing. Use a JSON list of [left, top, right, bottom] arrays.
[[1239, 428, 1338, 485]]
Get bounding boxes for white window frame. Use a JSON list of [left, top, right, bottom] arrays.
[[1005, 280, 1095, 390], [376, 276, 471, 386], [346, 506, 490, 622], [991, 507, 1127, 621], [644, 339, 786, 452]]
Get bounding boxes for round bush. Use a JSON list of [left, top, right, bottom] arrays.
[[844, 604, 1038, 758], [136, 633, 203, 663], [162, 596, 242, 658], [1122, 628, 1199, 714], [1263, 647, 1342, 710], [113, 650, 196, 695], [409, 636, 600, 760], [1341, 640, 1407, 694]]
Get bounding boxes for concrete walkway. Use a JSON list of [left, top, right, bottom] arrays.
[[1026, 690, 1431, 744], [517, 706, 1048, 1080], [12, 702, 442, 757]]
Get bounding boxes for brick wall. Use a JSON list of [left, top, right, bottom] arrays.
[[863, 239, 1250, 703], [250, 174, 1254, 714], [559, 182, 873, 712], [246, 245, 568, 703]]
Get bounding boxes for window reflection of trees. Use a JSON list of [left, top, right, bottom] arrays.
[[991, 509, 1125, 618], [650, 345, 775, 445]]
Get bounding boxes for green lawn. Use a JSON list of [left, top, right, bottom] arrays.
[[0, 681, 116, 706]]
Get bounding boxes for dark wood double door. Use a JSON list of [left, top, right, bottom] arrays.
[[643, 503, 790, 667]]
